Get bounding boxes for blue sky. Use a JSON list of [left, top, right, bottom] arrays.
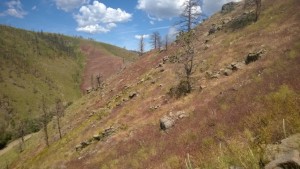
[[0, 0, 240, 51]]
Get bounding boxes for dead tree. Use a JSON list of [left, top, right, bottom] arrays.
[[90, 74, 94, 90], [179, 0, 201, 32], [55, 98, 64, 139], [41, 96, 49, 147], [165, 34, 169, 51], [171, 0, 200, 96], [177, 31, 196, 94], [139, 35, 145, 56], [96, 74, 102, 89], [16, 119, 26, 152]]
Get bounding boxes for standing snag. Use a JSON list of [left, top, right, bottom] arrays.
[[55, 98, 64, 139], [41, 96, 49, 147], [139, 35, 145, 56], [178, 0, 202, 32]]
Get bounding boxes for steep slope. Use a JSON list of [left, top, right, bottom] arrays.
[[1, 0, 300, 168], [0, 25, 137, 150], [0, 25, 85, 149], [79, 40, 137, 92]]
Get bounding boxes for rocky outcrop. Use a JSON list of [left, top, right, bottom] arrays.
[[264, 133, 300, 169], [75, 126, 118, 151], [160, 111, 189, 130], [221, 2, 237, 14], [245, 49, 265, 64]]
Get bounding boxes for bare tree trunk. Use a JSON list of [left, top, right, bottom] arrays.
[[57, 116, 62, 139], [42, 96, 49, 147], [139, 35, 144, 56], [55, 98, 64, 139], [165, 35, 168, 51]]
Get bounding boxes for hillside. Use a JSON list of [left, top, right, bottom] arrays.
[[0, 25, 137, 150], [1, 0, 299, 168]]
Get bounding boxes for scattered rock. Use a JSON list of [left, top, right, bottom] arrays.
[[160, 115, 175, 130], [245, 49, 265, 64], [75, 144, 82, 151], [224, 68, 233, 76], [156, 63, 163, 68], [176, 111, 189, 119], [160, 111, 189, 130], [264, 133, 300, 169], [129, 92, 137, 99], [222, 17, 233, 24], [160, 69, 165, 72], [265, 150, 300, 169], [162, 56, 169, 64], [221, 2, 237, 14], [232, 62, 245, 70], [204, 44, 210, 50], [200, 85, 207, 90], [93, 134, 101, 141]]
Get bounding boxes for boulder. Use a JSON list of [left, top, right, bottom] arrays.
[[245, 50, 264, 64], [224, 68, 233, 76], [129, 92, 137, 99], [209, 24, 217, 35], [264, 134, 300, 169], [265, 150, 300, 169], [75, 144, 82, 151], [231, 62, 245, 70], [176, 111, 189, 119], [93, 134, 101, 141], [160, 111, 189, 130], [160, 115, 175, 130], [221, 2, 237, 14]]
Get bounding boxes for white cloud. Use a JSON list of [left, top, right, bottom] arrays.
[[32, 6, 37, 10], [134, 34, 150, 39], [54, 0, 90, 12], [137, 0, 187, 20], [0, 0, 27, 18], [202, 0, 241, 16], [74, 1, 132, 33]]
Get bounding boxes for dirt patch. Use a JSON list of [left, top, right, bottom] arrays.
[[80, 43, 123, 92]]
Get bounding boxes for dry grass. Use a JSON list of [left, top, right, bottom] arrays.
[[1, 0, 300, 168]]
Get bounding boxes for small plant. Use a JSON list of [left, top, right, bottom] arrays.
[[185, 153, 193, 169]]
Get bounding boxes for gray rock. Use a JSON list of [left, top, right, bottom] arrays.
[[93, 134, 101, 141], [232, 62, 245, 70], [160, 111, 189, 130], [129, 92, 137, 99], [221, 2, 237, 14], [264, 134, 300, 169], [176, 111, 189, 119], [224, 68, 233, 76], [160, 115, 175, 130], [209, 24, 217, 35], [75, 144, 82, 151], [265, 150, 300, 169]]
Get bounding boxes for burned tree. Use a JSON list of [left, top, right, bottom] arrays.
[[176, 31, 196, 94], [178, 0, 201, 32], [41, 96, 49, 147], [165, 34, 169, 51], [55, 98, 64, 139], [139, 35, 145, 56], [150, 32, 162, 50], [170, 0, 201, 97], [96, 74, 102, 89]]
